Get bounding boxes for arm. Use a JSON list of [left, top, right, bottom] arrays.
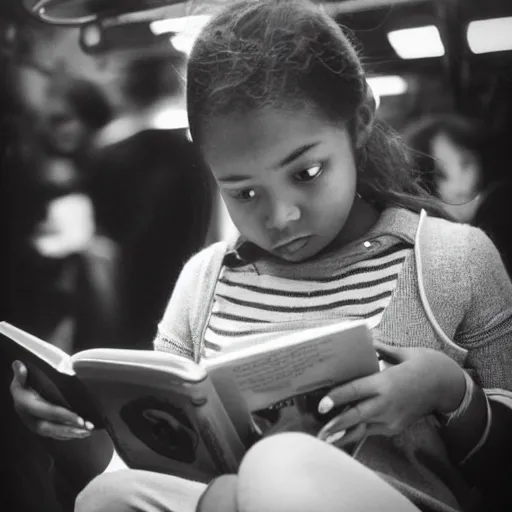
[[153, 246, 216, 359], [438, 228, 512, 487]]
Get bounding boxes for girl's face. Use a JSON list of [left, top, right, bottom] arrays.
[[431, 133, 482, 205], [201, 106, 358, 262]]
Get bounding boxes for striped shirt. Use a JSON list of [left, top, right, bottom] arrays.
[[203, 243, 413, 358]]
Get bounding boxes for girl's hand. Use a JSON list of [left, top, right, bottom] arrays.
[[10, 361, 94, 440], [317, 343, 466, 446]]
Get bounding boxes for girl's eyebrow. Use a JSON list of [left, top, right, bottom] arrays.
[[276, 142, 320, 168], [218, 174, 253, 184], [218, 141, 321, 184]]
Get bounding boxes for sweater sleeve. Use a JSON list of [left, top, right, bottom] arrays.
[[152, 248, 211, 359], [440, 228, 512, 488]]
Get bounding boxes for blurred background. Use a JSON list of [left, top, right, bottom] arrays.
[[1, 0, 512, 510]]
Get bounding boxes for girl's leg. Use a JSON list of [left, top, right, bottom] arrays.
[[75, 433, 421, 512], [235, 432, 421, 512], [74, 470, 207, 512]]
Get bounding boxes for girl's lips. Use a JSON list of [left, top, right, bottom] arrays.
[[275, 236, 310, 255]]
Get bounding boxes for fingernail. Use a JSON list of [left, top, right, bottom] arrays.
[[85, 421, 95, 431], [325, 430, 346, 445], [318, 397, 334, 414], [76, 417, 85, 427], [71, 428, 90, 436]]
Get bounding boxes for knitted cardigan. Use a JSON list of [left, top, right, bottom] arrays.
[[155, 208, 512, 512]]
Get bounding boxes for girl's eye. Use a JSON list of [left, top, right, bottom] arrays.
[[234, 188, 257, 202], [294, 164, 323, 182]]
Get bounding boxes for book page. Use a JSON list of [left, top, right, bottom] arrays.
[[207, 322, 378, 414], [0, 322, 73, 374], [231, 342, 332, 395], [73, 349, 207, 382]]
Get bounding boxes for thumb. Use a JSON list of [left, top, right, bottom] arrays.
[[374, 341, 407, 364], [12, 361, 28, 387]]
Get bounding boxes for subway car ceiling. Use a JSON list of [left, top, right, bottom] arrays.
[[2, 0, 512, 126], [12, 1, 512, 61]]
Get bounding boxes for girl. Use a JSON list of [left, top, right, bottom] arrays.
[[10, 1, 512, 511]]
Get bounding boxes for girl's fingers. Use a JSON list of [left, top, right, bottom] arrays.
[[335, 423, 368, 448], [338, 422, 396, 447], [374, 342, 407, 364], [322, 422, 395, 450], [318, 376, 379, 415], [36, 420, 92, 440], [21, 390, 86, 427], [33, 398, 85, 427], [365, 424, 396, 438], [10, 367, 89, 430], [11, 360, 28, 387], [317, 399, 379, 440], [16, 389, 85, 428]]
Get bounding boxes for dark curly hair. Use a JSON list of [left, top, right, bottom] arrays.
[[186, 0, 449, 218]]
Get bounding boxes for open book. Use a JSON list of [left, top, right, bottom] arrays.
[[1, 320, 378, 482]]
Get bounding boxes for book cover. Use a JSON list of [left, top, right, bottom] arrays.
[[1, 319, 379, 479]]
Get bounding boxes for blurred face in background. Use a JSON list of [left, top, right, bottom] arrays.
[[42, 97, 90, 155], [431, 132, 482, 205]]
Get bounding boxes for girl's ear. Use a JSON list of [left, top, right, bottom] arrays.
[[353, 90, 376, 149]]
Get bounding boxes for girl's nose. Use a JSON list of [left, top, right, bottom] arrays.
[[265, 201, 301, 231]]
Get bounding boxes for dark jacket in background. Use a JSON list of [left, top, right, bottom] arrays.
[[86, 128, 213, 349]]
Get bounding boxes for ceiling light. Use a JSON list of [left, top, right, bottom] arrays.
[[171, 33, 197, 55], [387, 25, 444, 59], [152, 107, 189, 130], [467, 17, 512, 54], [367, 75, 408, 102], [150, 15, 210, 36]]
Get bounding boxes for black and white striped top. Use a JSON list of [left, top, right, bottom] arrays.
[[203, 243, 412, 357]]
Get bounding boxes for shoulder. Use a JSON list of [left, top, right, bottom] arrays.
[[418, 215, 503, 295], [156, 241, 231, 356], [422, 215, 490, 255], [177, 241, 232, 285], [417, 216, 511, 343], [421, 215, 505, 295]]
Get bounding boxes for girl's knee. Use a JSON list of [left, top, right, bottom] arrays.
[[237, 433, 348, 512], [75, 470, 139, 512], [75, 469, 206, 512], [236, 433, 419, 512], [242, 431, 350, 472]]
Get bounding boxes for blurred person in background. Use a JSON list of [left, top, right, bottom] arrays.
[[5, 72, 115, 352], [2, 70, 114, 512], [404, 114, 512, 275], [87, 51, 213, 349]]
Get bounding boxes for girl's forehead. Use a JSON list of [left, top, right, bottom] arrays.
[[201, 106, 346, 156], [201, 107, 350, 179]]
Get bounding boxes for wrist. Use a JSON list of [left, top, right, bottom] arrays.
[[435, 359, 467, 414]]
